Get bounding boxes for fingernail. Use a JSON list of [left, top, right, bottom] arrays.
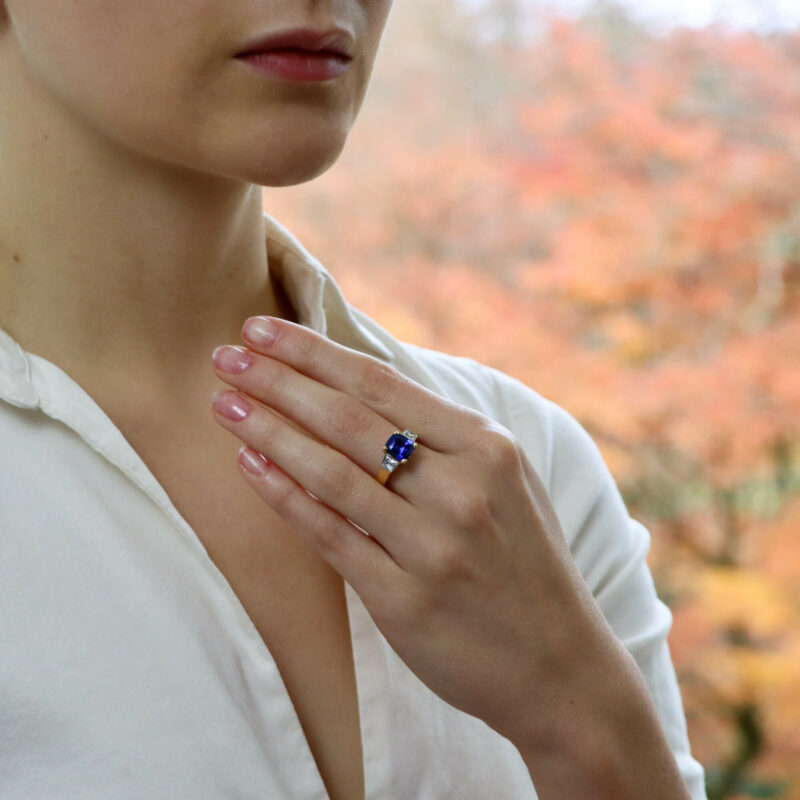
[[212, 390, 251, 421], [243, 316, 277, 347], [212, 345, 253, 374], [239, 445, 269, 476]]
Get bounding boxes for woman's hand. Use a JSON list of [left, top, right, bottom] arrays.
[[209, 315, 623, 752]]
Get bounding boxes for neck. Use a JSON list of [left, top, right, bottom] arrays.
[[0, 74, 294, 401]]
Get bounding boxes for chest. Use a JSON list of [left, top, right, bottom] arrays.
[[122, 415, 366, 800]]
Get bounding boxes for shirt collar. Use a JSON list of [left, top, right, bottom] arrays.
[[0, 212, 393, 411]]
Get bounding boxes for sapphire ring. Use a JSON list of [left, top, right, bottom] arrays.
[[377, 429, 418, 486]]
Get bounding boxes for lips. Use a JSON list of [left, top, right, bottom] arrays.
[[235, 27, 354, 60]]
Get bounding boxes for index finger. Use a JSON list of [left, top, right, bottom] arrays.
[[240, 315, 483, 454]]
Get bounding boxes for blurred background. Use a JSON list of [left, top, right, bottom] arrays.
[[262, 1, 800, 797]]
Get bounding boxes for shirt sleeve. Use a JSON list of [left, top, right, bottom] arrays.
[[487, 366, 708, 800]]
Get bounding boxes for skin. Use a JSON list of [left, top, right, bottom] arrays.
[[0, 0, 393, 406]]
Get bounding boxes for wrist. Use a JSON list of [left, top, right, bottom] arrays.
[[510, 607, 631, 756], [513, 640, 691, 800], [514, 641, 631, 791]]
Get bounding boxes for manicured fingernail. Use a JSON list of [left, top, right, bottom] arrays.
[[212, 345, 253, 374], [238, 445, 269, 476], [243, 316, 277, 347], [212, 390, 251, 421]]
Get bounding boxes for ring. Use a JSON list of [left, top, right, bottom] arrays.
[[376, 429, 418, 485]]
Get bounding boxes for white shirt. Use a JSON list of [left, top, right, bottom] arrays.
[[0, 212, 707, 799]]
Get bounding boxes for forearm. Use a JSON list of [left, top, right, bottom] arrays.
[[513, 636, 692, 800]]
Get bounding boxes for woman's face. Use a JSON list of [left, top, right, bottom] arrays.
[[0, 1, 394, 186]]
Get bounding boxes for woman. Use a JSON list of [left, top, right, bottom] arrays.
[[0, 2, 707, 798]]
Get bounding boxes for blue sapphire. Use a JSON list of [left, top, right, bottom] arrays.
[[386, 432, 416, 461]]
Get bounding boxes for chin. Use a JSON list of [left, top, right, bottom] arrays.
[[252, 131, 349, 187], [261, 159, 336, 187]]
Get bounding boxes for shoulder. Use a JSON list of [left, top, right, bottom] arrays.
[[348, 307, 611, 525], [416, 342, 606, 483]]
